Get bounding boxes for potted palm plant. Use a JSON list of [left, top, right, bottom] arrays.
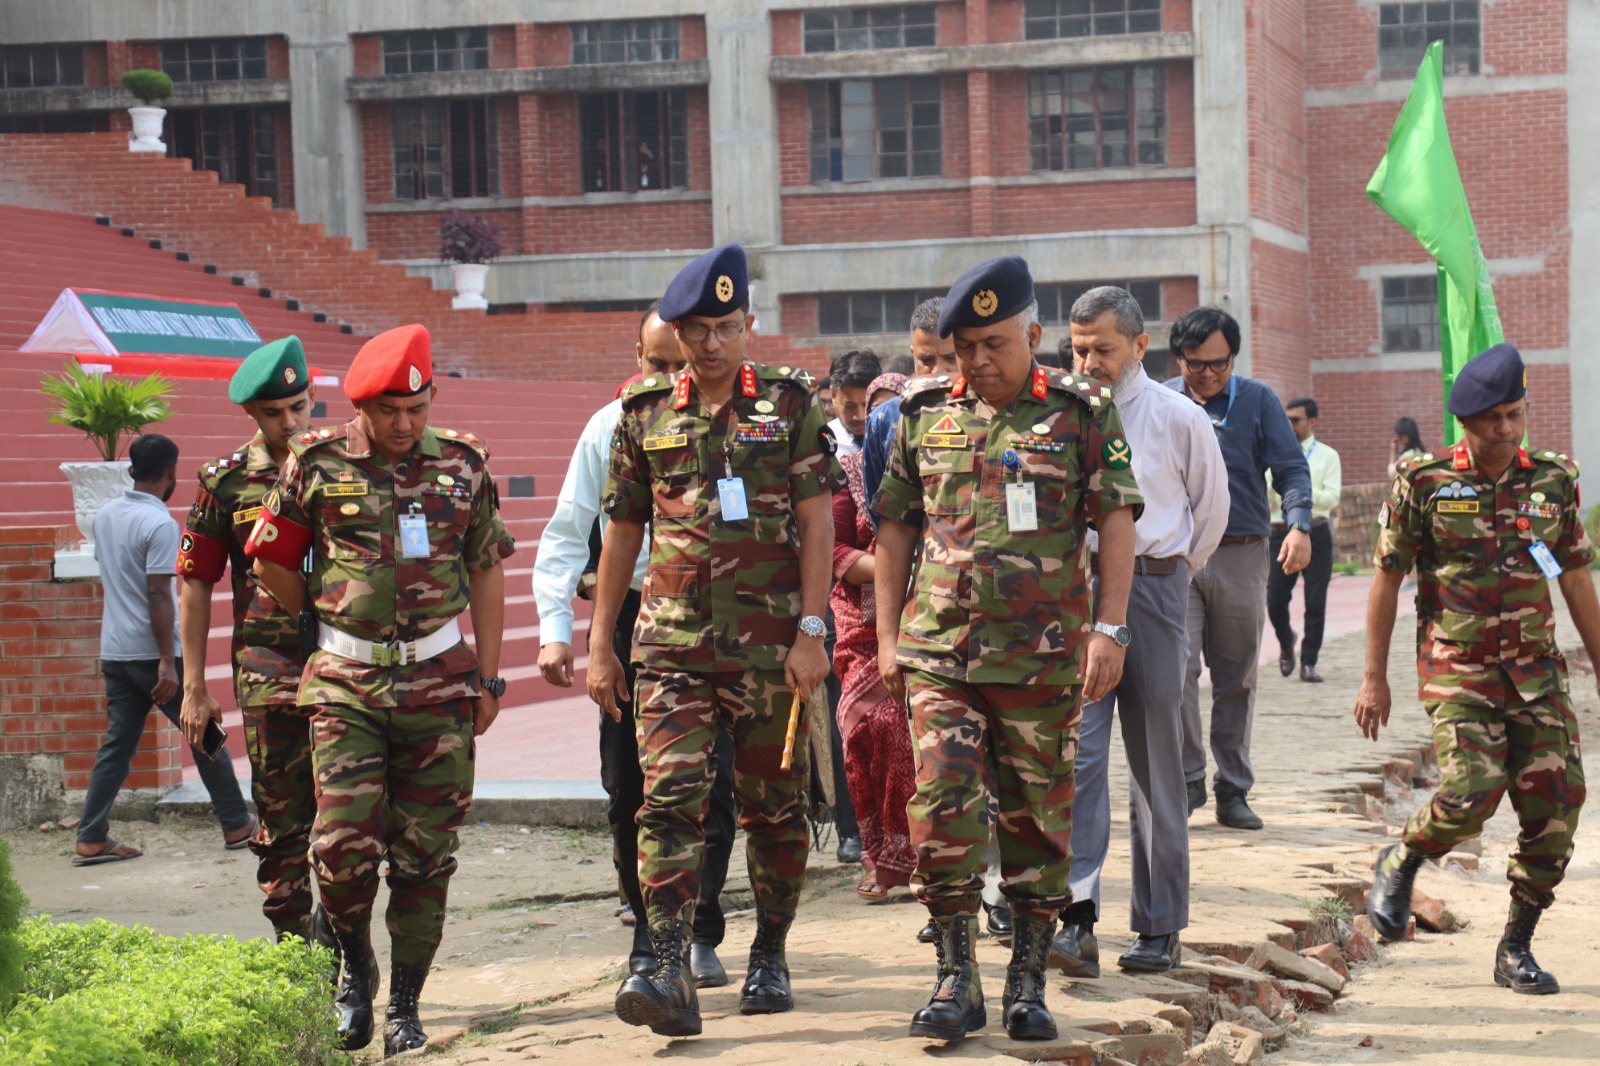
[[121, 69, 173, 153], [40, 362, 173, 570], [438, 210, 503, 310]]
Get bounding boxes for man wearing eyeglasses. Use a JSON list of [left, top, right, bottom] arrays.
[[1163, 307, 1312, 831], [1267, 398, 1342, 684]]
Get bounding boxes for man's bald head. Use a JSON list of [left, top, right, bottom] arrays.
[[637, 307, 687, 376]]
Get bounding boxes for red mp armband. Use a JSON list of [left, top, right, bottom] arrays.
[[244, 511, 312, 568], [176, 530, 228, 583]]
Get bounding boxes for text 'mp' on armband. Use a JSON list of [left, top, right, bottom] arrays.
[[244, 510, 312, 568]]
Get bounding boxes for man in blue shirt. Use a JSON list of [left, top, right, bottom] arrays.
[[1163, 308, 1312, 830]]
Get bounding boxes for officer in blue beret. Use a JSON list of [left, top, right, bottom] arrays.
[[935, 255, 1038, 338], [1447, 341, 1525, 417]]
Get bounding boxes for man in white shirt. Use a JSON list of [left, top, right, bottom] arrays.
[[1268, 398, 1342, 682], [825, 349, 882, 457], [533, 305, 737, 986], [1053, 288, 1230, 975]]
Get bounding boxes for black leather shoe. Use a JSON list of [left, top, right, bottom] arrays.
[[616, 912, 701, 1036], [916, 919, 937, 945], [690, 942, 728, 988], [1493, 902, 1559, 995], [331, 926, 380, 1052], [1278, 644, 1296, 677], [909, 915, 986, 1041], [1118, 932, 1182, 972], [1214, 783, 1264, 830], [984, 901, 1014, 939], [628, 923, 656, 977], [836, 836, 863, 864], [1002, 913, 1058, 1040], [1048, 903, 1100, 978], [1186, 779, 1206, 815], [739, 910, 794, 1014], [1366, 844, 1424, 942], [1300, 664, 1324, 683], [383, 960, 430, 1057]]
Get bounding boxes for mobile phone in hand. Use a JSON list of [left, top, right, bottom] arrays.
[[200, 718, 228, 760]]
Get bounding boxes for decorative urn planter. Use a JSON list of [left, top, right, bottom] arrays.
[[128, 106, 167, 153], [56, 460, 132, 578], [450, 263, 490, 310]]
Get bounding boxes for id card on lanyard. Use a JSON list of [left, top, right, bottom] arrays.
[[399, 502, 429, 558], [718, 440, 748, 522]]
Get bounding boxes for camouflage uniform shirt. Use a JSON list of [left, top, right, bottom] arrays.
[[183, 433, 300, 709], [603, 362, 839, 673], [266, 419, 516, 709], [1376, 442, 1595, 707], [874, 366, 1144, 686]]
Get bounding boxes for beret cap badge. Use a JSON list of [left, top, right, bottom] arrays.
[[715, 274, 735, 303], [283, 366, 296, 385], [409, 365, 423, 391], [972, 289, 999, 317]]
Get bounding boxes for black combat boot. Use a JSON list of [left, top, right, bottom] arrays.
[[311, 904, 343, 987], [383, 958, 431, 1056], [908, 915, 986, 1041], [1493, 901, 1560, 995], [628, 923, 657, 977], [275, 920, 312, 945], [332, 925, 380, 1052], [615, 910, 701, 1037], [1002, 912, 1058, 1041], [1366, 843, 1424, 941], [739, 909, 795, 1014]]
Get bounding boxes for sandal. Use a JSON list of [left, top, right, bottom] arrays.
[[856, 879, 889, 903], [223, 813, 259, 850], [72, 838, 143, 866]]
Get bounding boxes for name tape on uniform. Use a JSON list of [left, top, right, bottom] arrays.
[[324, 482, 370, 498], [644, 433, 689, 452]]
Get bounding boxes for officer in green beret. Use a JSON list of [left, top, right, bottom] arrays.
[[178, 336, 330, 949]]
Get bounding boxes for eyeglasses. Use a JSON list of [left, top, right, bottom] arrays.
[[1180, 356, 1233, 375], [1287, 415, 1305, 425], [678, 321, 745, 343]]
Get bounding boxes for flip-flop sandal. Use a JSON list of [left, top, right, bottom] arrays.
[[72, 839, 143, 866], [856, 879, 890, 903], [223, 813, 259, 850]]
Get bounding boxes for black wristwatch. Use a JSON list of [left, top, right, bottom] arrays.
[[477, 675, 507, 698], [1288, 520, 1312, 534]]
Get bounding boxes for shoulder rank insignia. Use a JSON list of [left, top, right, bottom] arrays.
[[739, 363, 759, 398]]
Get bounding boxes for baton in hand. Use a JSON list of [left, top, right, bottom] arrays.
[[780, 689, 804, 770]]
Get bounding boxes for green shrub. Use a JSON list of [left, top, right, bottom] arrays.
[[1587, 504, 1600, 569], [120, 69, 173, 105], [0, 839, 24, 1016], [0, 919, 338, 1065], [40, 361, 172, 461]]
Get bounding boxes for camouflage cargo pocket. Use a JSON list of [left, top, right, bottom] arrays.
[[919, 447, 977, 515], [638, 564, 705, 646], [903, 561, 965, 649], [648, 444, 701, 520], [321, 495, 382, 560], [1011, 449, 1078, 525], [1428, 609, 1486, 658]]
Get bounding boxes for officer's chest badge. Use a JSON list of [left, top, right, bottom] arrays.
[[1012, 434, 1064, 454], [1434, 481, 1480, 513], [735, 421, 790, 443], [922, 413, 968, 449], [1517, 500, 1561, 519]]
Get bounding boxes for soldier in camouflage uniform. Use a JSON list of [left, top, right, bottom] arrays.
[[874, 256, 1144, 1042], [177, 336, 327, 949], [587, 244, 838, 1037], [1357, 343, 1600, 996], [245, 324, 515, 1053]]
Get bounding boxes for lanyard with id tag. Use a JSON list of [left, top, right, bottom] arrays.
[[399, 501, 430, 558], [1002, 449, 1037, 533], [1529, 539, 1564, 580], [718, 440, 748, 522]]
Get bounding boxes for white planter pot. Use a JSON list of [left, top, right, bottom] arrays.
[[128, 106, 167, 153], [61, 461, 132, 545], [450, 262, 490, 310]]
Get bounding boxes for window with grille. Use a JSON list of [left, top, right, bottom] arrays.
[[1036, 280, 1163, 325], [1381, 275, 1439, 352], [809, 79, 942, 182], [572, 20, 680, 64], [159, 38, 269, 82], [803, 6, 937, 52], [817, 290, 945, 335], [579, 90, 688, 193], [382, 28, 489, 75], [0, 45, 85, 88], [392, 99, 498, 201], [1023, 0, 1162, 39], [1378, 2, 1479, 79], [169, 107, 283, 204], [1028, 66, 1165, 171]]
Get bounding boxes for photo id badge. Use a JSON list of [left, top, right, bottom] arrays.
[[718, 477, 749, 522], [1529, 539, 1564, 580], [1005, 481, 1038, 533], [398, 513, 430, 558]]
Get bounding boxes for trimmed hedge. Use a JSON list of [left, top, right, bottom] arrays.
[[0, 919, 338, 1065], [0, 839, 23, 1016]]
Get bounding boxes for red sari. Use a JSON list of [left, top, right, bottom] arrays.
[[830, 450, 917, 889]]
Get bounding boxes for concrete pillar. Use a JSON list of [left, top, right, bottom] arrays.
[[287, 34, 366, 246], [1569, 1, 1599, 479], [1190, 0, 1252, 365], [704, 1, 780, 251]]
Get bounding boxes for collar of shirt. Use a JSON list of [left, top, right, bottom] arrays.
[[122, 487, 168, 510]]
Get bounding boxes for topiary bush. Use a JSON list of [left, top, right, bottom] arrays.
[[0, 919, 338, 1065], [0, 839, 24, 1017], [121, 69, 174, 105], [438, 209, 503, 264]]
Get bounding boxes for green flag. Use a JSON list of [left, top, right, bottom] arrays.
[[1366, 40, 1503, 444]]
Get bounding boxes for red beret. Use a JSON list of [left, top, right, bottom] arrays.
[[344, 324, 432, 402]]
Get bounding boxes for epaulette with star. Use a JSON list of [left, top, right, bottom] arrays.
[[436, 426, 491, 461], [1533, 448, 1581, 479], [197, 445, 250, 490], [1036, 366, 1111, 411], [758, 362, 817, 390], [290, 423, 350, 456], [1394, 449, 1452, 478], [900, 374, 956, 413], [620, 372, 677, 409]]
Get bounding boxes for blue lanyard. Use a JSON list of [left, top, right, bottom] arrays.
[[1209, 376, 1238, 428], [1304, 440, 1317, 460]]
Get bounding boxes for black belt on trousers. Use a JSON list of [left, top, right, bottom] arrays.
[[1219, 534, 1265, 546], [1089, 554, 1181, 576]]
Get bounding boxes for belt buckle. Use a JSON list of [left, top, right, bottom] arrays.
[[371, 640, 407, 668]]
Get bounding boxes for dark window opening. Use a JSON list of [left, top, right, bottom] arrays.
[[382, 28, 490, 75], [169, 106, 285, 204], [817, 290, 945, 335], [392, 99, 498, 201], [1378, 1, 1479, 79], [160, 38, 269, 82], [1029, 65, 1165, 171], [572, 20, 680, 64], [579, 90, 688, 193], [1036, 280, 1164, 326], [0, 45, 85, 88], [1024, 0, 1162, 39], [808, 78, 942, 182], [1381, 275, 1440, 352], [803, 6, 937, 52]]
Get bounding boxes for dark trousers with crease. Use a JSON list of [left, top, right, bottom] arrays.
[[1267, 522, 1335, 668]]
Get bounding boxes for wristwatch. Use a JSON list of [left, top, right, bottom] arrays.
[[477, 675, 507, 698], [798, 615, 827, 639], [1092, 622, 1132, 648], [1288, 519, 1312, 534]]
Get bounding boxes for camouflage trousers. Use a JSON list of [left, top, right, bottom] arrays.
[[309, 698, 476, 965], [242, 706, 317, 935], [634, 665, 811, 926], [1404, 693, 1586, 908], [906, 671, 1081, 921]]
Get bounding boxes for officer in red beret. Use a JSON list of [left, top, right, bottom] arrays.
[[246, 324, 516, 1054]]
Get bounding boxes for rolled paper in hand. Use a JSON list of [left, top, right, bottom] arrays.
[[780, 689, 804, 770]]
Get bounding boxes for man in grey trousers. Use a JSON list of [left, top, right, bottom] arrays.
[[1052, 288, 1229, 975]]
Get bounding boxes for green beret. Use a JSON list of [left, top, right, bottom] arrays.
[[229, 336, 310, 405]]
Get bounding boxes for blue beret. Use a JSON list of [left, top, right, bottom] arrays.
[[1447, 342, 1526, 417], [660, 244, 748, 322], [935, 256, 1035, 338], [229, 336, 309, 405]]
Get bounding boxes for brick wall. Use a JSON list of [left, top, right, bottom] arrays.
[[0, 527, 181, 798]]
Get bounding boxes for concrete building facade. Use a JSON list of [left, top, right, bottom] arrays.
[[1, 0, 1592, 480]]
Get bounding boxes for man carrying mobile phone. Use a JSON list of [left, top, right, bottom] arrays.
[[176, 336, 330, 951]]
